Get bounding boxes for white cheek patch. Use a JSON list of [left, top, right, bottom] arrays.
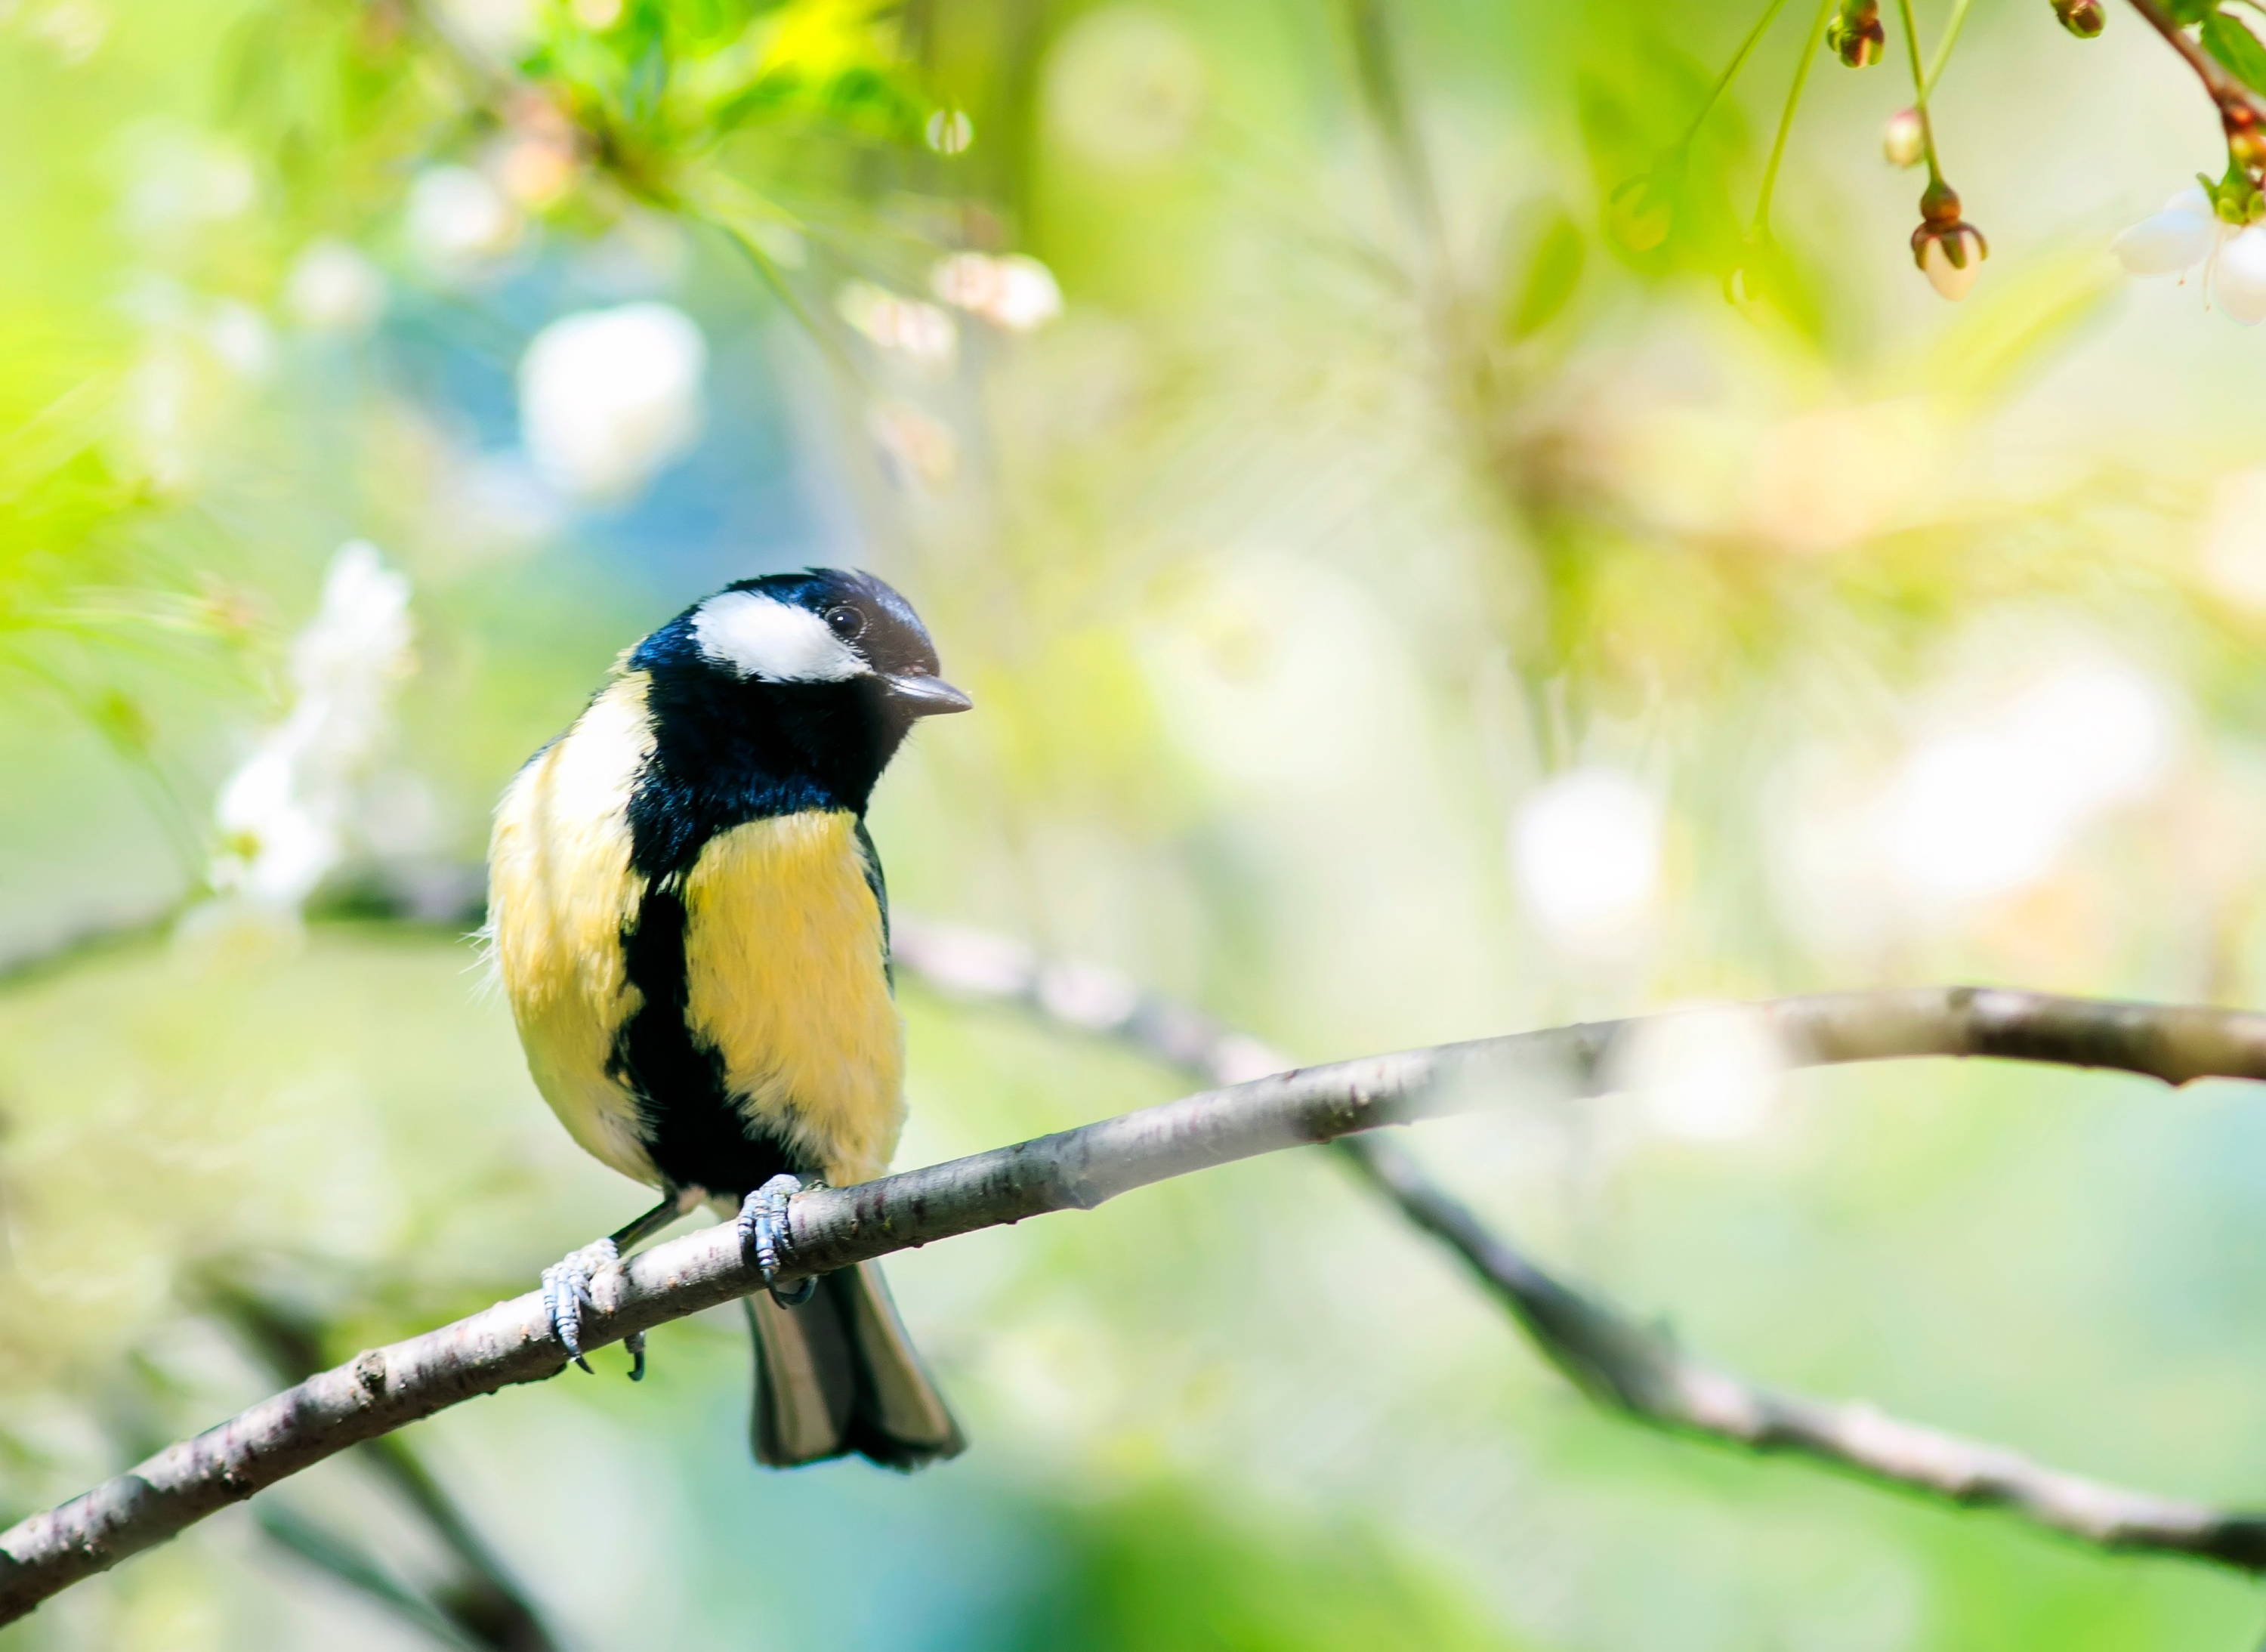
[[692, 591, 866, 682]]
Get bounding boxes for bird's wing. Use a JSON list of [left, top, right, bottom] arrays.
[[854, 816, 893, 992]]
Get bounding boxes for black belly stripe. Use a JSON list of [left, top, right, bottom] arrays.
[[614, 668, 884, 1199], [611, 872, 804, 1199]]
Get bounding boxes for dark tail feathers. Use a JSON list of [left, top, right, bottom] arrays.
[[742, 1261, 965, 1470]]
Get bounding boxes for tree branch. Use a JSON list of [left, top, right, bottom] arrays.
[[8, 974, 2266, 1618], [1334, 1135, 2266, 1567], [2125, 0, 2266, 135], [891, 922, 2266, 1572], [206, 1277, 557, 1651]]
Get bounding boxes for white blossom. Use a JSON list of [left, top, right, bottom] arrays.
[[838, 282, 959, 366], [1509, 767, 1662, 959], [284, 239, 388, 335], [118, 126, 254, 245], [1045, 6, 1206, 168], [2112, 185, 2266, 324], [931, 252, 1063, 332], [406, 165, 521, 283], [2113, 186, 2221, 275], [1771, 647, 2178, 950], [432, 0, 536, 56], [2217, 224, 2266, 324], [205, 542, 415, 915], [517, 302, 707, 503], [202, 301, 273, 380]]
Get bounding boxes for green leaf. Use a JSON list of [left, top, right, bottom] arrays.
[[2202, 8, 2266, 93], [1896, 246, 2119, 409], [1502, 205, 1586, 341], [2169, 0, 2219, 23]]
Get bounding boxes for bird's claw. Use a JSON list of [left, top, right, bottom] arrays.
[[737, 1174, 815, 1308], [540, 1237, 622, 1375]]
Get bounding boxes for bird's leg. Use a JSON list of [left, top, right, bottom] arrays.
[[540, 1191, 697, 1379], [736, 1174, 817, 1308]]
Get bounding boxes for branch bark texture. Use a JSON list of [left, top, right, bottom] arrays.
[[2125, 0, 2266, 132], [8, 977, 2266, 1619]]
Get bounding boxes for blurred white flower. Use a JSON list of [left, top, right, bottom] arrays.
[[202, 301, 273, 380], [406, 165, 522, 283], [205, 542, 415, 914], [2116, 187, 2221, 275], [29, 0, 107, 63], [283, 239, 388, 334], [517, 302, 707, 503], [2113, 185, 2266, 323], [1510, 767, 1662, 959], [1882, 656, 2174, 903], [931, 252, 1063, 332], [2218, 225, 2266, 325], [1045, 5, 1206, 168], [118, 127, 254, 244], [1775, 644, 2181, 950], [837, 282, 958, 366], [433, 0, 537, 57], [1608, 1004, 1787, 1141]]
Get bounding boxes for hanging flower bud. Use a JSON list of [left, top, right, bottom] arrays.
[[2051, 0, 2105, 36], [2230, 110, 2266, 173], [1909, 180, 1988, 301], [1826, 0, 1885, 66], [1882, 108, 1925, 168]]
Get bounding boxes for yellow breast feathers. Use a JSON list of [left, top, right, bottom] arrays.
[[488, 672, 657, 1187], [681, 811, 905, 1187]]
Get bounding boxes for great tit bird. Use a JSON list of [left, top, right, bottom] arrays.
[[487, 568, 970, 1470]]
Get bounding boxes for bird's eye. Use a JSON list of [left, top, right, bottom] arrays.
[[823, 605, 866, 644]]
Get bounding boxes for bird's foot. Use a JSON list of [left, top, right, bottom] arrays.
[[540, 1237, 642, 1376], [736, 1174, 815, 1308]]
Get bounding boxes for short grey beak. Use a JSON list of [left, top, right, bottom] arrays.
[[881, 673, 974, 716]]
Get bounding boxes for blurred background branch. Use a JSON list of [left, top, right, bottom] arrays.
[[892, 921, 2266, 1573]]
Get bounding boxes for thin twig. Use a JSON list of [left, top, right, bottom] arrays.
[[207, 1280, 557, 1652], [1921, 0, 1973, 97], [12, 928, 2266, 1612], [1333, 1134, 2266, 1568], [1895, 0, 1947, 187], [1755, 0, 1838, 236], [1679, 0, 1795, 151], [891, 921, 2266, 1573]]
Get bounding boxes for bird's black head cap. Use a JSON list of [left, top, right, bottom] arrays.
[[625, 569, 968, 866]]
